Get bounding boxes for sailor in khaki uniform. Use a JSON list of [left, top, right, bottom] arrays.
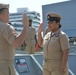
[[24, 18, 37, 54], [38, 12, 70, 75], [0, 3, 28, 75]]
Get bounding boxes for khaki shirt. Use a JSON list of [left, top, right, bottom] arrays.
[[25, 27, 36, 42], [0, 21, 18, 60], [43, 29, 70, 60]]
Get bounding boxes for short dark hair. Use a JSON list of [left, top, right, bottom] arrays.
[[0, 8, 8, 14], [8, 22, 12, 25], [29, 18, 32, 22], [59, 24, 62, 28]]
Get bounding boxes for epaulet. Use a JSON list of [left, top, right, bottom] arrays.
[[60, 31, 67, 38], [59, 31, 68, 39], [61, 31, 65, 35]]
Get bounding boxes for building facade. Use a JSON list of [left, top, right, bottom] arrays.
[[9, 8, 40, 35]]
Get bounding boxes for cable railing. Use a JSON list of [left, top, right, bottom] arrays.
[[69, 69, 75, 75]]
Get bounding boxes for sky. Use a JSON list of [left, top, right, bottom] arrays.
[[0, 0, 69, 21]]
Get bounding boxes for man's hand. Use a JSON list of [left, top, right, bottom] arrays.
[[22, 13, 29, 28], [61, 65, 66, 74]]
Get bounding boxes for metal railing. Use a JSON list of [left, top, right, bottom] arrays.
[[69, 69, 75, 75]]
